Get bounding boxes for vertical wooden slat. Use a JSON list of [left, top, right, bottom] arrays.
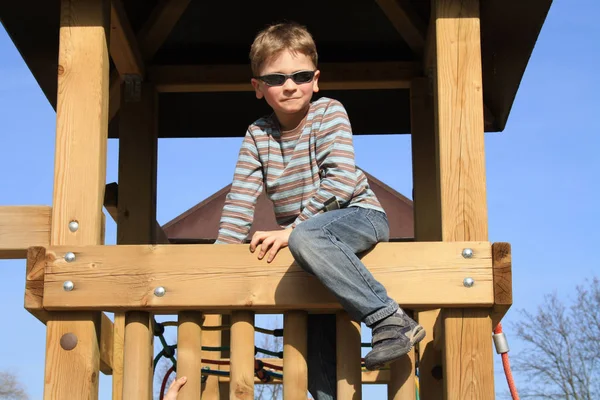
[[230, 311, 254, 400], [220, 314, 231, 399], [201, 314, 223, 399], [283, 311, 308, 400], [387, 351, 416, 400], [45, 0, 110, 398], [336, 312, 362, 399], [410, 77, 444, 400], [118, 82, 158, 399], [178, 311, 204, 400], [112, 313, 125, 400], [433, 0, 494, 398]]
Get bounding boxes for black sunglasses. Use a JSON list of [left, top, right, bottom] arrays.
[[255, 70, 316, 87]]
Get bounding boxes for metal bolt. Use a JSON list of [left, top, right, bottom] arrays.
[[463, 277, 475, 288], [154, 286, 166, 297], [462, 248, 474, 258], [68, 220, 79, 232], [64, 252, 76, 262], [63, 281, 74, 291]]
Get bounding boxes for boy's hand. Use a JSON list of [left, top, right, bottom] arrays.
[[250, 228, 293, 262], [164, 376, 187, 400]]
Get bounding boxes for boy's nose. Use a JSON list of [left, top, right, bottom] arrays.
[[282, 77, 297, 90]]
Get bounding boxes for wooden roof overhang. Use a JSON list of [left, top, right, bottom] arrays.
[[0, 0, 551, 138]]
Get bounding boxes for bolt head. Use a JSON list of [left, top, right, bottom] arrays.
[[463, 277, 475, 288], [462, 248, 474, 259], [68, 221, 79, 232], [154, 286, 166, 297], [64, 252, 76, 262], [63, 281, 74, 291]]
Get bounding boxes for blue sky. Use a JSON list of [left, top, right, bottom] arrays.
[[1, 0, 599, 398]]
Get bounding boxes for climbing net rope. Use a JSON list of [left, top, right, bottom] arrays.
[[153, 319, 519, 400]]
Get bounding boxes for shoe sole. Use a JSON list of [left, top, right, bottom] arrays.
[[364, 325, 426, 371]]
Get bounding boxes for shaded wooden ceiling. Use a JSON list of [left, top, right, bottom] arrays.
[[0, 0, 552, 138]]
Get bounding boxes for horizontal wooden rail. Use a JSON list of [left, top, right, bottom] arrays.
[[0, 206, 51, 259], [29, 241, 495, 312]]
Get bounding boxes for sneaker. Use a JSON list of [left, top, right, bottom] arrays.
[[364, 312, 426, 370]]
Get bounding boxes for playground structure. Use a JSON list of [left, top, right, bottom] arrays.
[[0, 0, 551, 399]]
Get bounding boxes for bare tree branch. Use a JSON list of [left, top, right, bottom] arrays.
[[0, 371, 28, 400]]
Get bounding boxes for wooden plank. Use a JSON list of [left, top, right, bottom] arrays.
[[100, 313, 114, 375], [44, 0, 110, 398], [410, 77, 444, 400], [177, 311, 203, 400], [122, 312, 154, 399], [118, 82, 158, 400], [201, 314, 223, 399], [0, 206, 51, 259], [387, 350, 415, 399], [416, 309, 443, 398], [336, 312, 362, 399], [283, 311, 308, 400], [230, 311, 254, 399], [491, 242, 512, 328], [110, 0, 144, 77], [149, 62, 420, 93], [109, 71, 121, 122], [42, 242, 494, 311], [376, 0, 426, 55], [25, 246, 47, 320], [137, 0, 191, 61], [112, 313, 125, 400], [433, 0, 495, 398]]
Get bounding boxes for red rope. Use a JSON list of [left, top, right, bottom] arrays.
[[494, 323, 519, 400], [261, 361, 283, 371], [159, 365, 175, 400]]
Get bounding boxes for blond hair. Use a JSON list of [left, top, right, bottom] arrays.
[[250, 22, 318, 76]]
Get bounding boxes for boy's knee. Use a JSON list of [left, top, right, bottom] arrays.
[[288, 224, 310, 256]]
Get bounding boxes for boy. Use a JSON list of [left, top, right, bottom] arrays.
[[216, 22, 425, 399]]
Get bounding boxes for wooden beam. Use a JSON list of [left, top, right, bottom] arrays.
[[109, 71, 121, 121], [376, 0, 426, 55], [118, 82, 158, 400], [230, 311, 254, 399], [45, 1, 110, 398], [491, 242, 512, 328], [336, 312, 362, 399], [110, 0, 144, 77], [201, 314, 223, 399], [112, 313, 126, 400], [177, 312, 204, 400], [283, 311, 308, 400], [41, 242, 494, 311], [137, 0, 191, 61], [0, 206, 51, 259], [148, 62, 420, 93], [104, 182, 170, 244], [432, 0, 495, 398], [99, 312, 114, 375]]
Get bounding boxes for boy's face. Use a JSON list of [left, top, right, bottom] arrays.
[[251, 50, 320, 119]]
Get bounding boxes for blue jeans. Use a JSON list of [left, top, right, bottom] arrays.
[[288, 207, 399, 400]]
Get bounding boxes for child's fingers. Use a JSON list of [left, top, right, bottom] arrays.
[[267, 240, 282, 263], [250, 231, 267, 252], [258, 236, 275, 259], [172, 376, 187, 390]]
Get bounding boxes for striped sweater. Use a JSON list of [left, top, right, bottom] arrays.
[[216, 97, 384, 244]]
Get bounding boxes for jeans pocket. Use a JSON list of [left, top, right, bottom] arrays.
[[366, 209, 390, 242]]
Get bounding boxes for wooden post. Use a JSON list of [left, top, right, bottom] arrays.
[[44, 0, 110, 398], [387, 351, 416, 400], [112, 313, 126, 400], [201, 314, 223, 399], [410, 77, 444, 400], [283, 311, 308, 400], [118, 82, 158, 399], [230, 311, 254, 400], [432, 0, 494, 398], [336, 312, 362, 399], [178, 312, 204, 400]]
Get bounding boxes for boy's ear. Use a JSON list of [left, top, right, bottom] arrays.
[[251, 78, 264, 99], [312, 70, 320, 93]]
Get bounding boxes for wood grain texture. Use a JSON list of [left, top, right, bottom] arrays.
[[201, 314, 223, 399], [230, 311, 254, 400], [434, 0, 488, 243], [387, 350, 415, 400], [492, 242, 512, 327], [336, 312, 362, 399], [177, 312, 203, 400], [283, 311, 308, 400], [442, 309, 494, 399], [0, 206, 51, 259], [99, 313, 114, 375], [44, 1, 110, 398], [112, 313, 125, 400], [417, 309, 444, 399], [122, 312, 154, 399], [109, 0, 144, 76], [42, 242, 494, 311]]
